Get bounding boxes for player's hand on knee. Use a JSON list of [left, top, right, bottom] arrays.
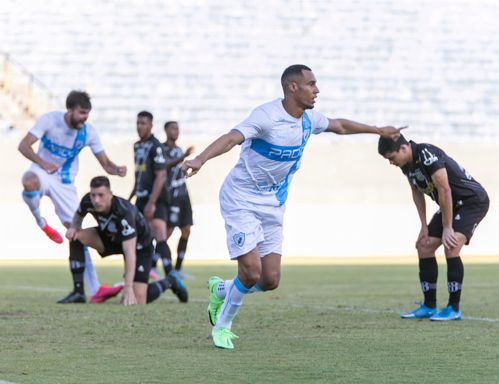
[[442, 227, 458, 250], [66, 227, 78, 241]]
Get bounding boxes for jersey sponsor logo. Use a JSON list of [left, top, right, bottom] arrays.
[[233, 232, 245, 247], [421, 148, 438, 166], [250, 138, 305, 162], [121, 219, 135, 236], [135, 164, 147, 172], [98, 215, 117, 233]]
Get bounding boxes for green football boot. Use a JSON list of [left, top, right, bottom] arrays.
[[207, 276, 224, 326], [212, 327, 239, 349]]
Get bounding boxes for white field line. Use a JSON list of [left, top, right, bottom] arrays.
[[2, 285, 499, 323], [299, 304, 499, 323]]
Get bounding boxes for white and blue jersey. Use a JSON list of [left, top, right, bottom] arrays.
[[221, 98, 329, 207], [29, 111, 104, 184]]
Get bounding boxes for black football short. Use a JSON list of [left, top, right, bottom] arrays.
[[136, 198, 168, 221], [167, 195, 193, 228], [428, 197, 489, 244], [96, 229, 153, 283]]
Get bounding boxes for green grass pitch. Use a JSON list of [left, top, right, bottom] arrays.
[[1, 263, 499, 383]]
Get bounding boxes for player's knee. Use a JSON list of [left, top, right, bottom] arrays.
[[262, 273, 280, 291], [22, 172, 40, 192], [181, 226, 191, 237], [240, 267, 262, 287], [416, 242, 435, 256]]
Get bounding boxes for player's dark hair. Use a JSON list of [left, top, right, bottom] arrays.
[[90, 176, 111, 189], [281, 64, 312, 91], [137, 111, 153, 121], [164, 121, 177, 130], [378, 134, 409, 156], [66, 90, 92, 110]]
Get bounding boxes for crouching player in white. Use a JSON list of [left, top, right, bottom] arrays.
[[18, 90, 127, 303], [182, 64, 405, 349]]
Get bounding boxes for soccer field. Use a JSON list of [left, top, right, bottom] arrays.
[[1, 262, 499, 384]]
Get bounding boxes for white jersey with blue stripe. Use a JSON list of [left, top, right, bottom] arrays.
[[29, 111, 104, 184], [221, 98, 329, 207]]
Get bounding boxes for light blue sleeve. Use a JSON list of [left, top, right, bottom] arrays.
[[231, 107, 267, 141], [309, 110, 329, 134]]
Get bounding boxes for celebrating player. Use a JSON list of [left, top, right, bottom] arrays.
[[182, 64, 404, 349], [378, 134, 489, 321], [60, 176, 186, 304], [18, 90, 127, 303]]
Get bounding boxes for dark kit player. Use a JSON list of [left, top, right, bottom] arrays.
[[163, 121, 194, 275], [129, 111, 187, 299], [378, 134, 489, 321], [58, 176, 187, 304]]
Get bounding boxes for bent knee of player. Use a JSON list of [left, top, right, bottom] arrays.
[[22, 172, 40, 191], [133, 282, 148, 304], [180, 226, 191, 237], [261, 279, 280, 291], [239, 266, 262, 287], [416, 241, 438, 257], [261, 273, 280, 291]]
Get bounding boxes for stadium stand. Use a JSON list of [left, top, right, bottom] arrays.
[[0, 0, 498, 139]]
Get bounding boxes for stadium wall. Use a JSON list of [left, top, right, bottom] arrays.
[[3, 136, 498, 261]]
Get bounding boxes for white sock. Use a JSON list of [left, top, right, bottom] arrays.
[[22, 190, 45, 228], [215, 277, 250, 330], [216, 280, 262, 299], [84, 247, 100, 296]]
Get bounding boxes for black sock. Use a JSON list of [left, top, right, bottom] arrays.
[[156, 240, 173, 275], [419, 257, 438, 308], [447, 257, 464, 311], [151, 251, 160, 269], [69, 240, 85, 294], [146, 278, 171, 303], [175, 237, 188, 270]]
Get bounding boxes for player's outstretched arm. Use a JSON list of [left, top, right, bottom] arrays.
[[182, 130, 244, 177], [326, 118, 406, 139], [95, 152, 127, 177]]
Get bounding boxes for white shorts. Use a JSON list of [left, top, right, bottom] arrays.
[[27, 164, 79, 225], [220, 188, 285, 259]]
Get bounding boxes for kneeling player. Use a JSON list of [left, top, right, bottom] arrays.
[[58, 176, 188, 304]]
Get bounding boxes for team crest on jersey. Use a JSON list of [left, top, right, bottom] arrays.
[[421, 148, 438, 166], [233, 232, 245, 247], [154, 147, 166, 164], [303, 128, 311, 142], [121, 219, 135, 236]]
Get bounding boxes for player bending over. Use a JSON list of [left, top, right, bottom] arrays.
[[378, 134, 489, 321]]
